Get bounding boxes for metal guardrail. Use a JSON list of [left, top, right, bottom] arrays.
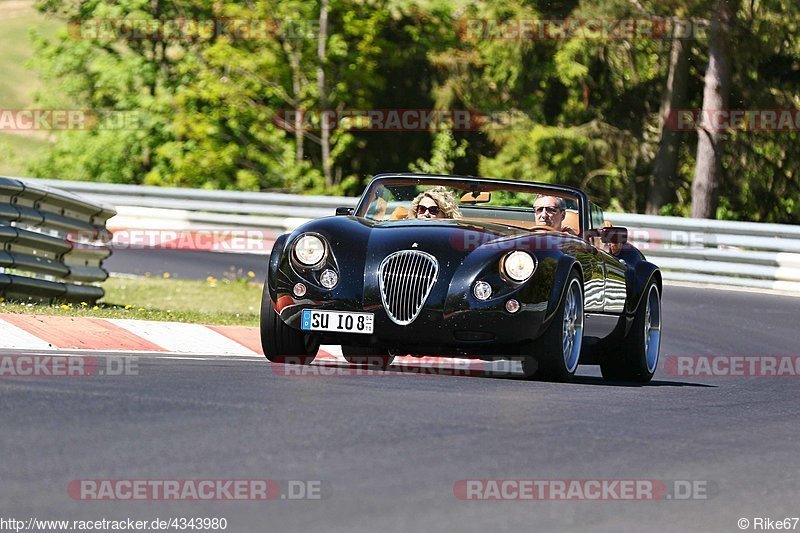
[[0, 177, 116, 303], [19, 177, 800, 293], [604, 213, 800, 292], [29, 178, 354, 228]]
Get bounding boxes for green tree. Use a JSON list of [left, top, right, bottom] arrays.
[[29, 0, 216, 183], [409, 126, 468, 175]]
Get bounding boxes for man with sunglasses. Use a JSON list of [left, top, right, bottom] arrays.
[[533, 194, 576, 234]]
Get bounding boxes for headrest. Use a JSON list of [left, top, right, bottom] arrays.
[[389, 206, 409, 220], [563, 209, 580, 233]]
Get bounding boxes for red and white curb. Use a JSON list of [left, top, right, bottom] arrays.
[[0, 314, 521, 374], [0, 314, 336, 359]]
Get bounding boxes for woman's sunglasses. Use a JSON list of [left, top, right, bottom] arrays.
[[417, 204, 441, 215]]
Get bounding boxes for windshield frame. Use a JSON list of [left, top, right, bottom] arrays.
[[355, 174, 590, 233]]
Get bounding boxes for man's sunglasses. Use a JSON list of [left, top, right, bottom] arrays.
[[534, 206, 564, 215], [417, 204, 440, 215]]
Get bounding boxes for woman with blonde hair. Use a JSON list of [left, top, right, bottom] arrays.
[[409, 186, 462, 220]]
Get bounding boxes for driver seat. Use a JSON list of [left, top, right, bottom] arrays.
[[389, 206, 409, 220], [563, 209, 580, 235]]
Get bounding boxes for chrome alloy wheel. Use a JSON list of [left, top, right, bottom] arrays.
[[562, 278, 584, 373], [644, 284, 662, 373]]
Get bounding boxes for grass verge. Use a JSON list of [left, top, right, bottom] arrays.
[[0, 274, 263, 326], [0, 0, 62, 177], [0, 131, 50, 177]]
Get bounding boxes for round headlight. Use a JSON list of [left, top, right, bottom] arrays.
[[320, 269, 338, 289], [293, 283, 307, 297], [503, 251, 536, 282], [294, 234, 326, 267], [473, 281, 492, 301]]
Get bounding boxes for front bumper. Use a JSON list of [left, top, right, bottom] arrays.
[[272, 290, 548, 356]]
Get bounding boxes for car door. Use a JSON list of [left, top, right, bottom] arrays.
[[587, 203, 626, 314], [601, 252, 627, 313]]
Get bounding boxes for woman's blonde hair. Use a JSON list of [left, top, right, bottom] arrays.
[[409, 186, 462, 219]]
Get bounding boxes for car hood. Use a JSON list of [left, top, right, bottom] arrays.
[[289, 215, 571, 311], [295, 216, 569, 273]]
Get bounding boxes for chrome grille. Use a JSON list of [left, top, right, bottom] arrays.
[[379, 250, 439, 325]]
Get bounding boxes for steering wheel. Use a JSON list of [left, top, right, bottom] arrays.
[[529, 225, 559, 232]]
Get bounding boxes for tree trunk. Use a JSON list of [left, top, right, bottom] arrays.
[[289, 46, 305, 163], [317, 0, 332, 187], [647, 30, 689, 214], [691, 0, 737, 219]]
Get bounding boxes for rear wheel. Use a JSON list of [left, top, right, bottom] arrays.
[[341, 345, 395, 369], [600, 282, 661, 383], [522, 271, 584, 382], [260, 287, 319, 365]]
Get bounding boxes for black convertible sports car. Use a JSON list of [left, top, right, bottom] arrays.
[[261, 173, 662, 383]]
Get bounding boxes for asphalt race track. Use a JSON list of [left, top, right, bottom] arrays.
[[1, 260, 798, 531], [105, 248, 269, 281]]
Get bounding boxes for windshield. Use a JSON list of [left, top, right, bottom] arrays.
[[356, 178, 582, 233]]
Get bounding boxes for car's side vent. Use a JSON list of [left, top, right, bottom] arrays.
[[378, 250, 439, 325]]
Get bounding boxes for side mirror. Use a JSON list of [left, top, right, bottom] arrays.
[[600, 226, 628, 244], [335, 206, 354, 216]]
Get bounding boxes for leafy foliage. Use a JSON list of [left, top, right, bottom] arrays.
[[22, 0, 800, 222]]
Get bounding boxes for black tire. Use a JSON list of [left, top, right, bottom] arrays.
[[522, 271, 584, 382], [600, 281, 661, 383], [260, 284, 319, 365], [341, 345, 395, 369]]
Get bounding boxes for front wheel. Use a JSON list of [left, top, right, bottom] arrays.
[[260, 286, 319, 365], [600, 281, 661, 383], [522, 271, 584, 382], [341, 345, 395, 369]]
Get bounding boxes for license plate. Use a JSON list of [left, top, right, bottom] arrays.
[[301, 310, 374, 334]]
